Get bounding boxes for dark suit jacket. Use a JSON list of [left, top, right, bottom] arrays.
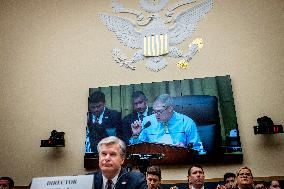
[[90, 168, 147, 189], [87, 107, 122, 153], [121, 107, 153, 144]]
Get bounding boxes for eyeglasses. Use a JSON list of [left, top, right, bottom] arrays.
[[238, 173, 252, 177], [153, 106, 169, 115]]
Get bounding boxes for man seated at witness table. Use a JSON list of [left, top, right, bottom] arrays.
[[146, 166, 162, 189], [0, 177, 14, 189], [268, 180, 281, 189], [130, 94, 203, 153], [85, 91, 122, 154], [88, 136, 147, 189], [122, 91, 153, 145], [216, 172, 236, 189], [187, 164, 205, 189], [234, 167, 254, 189], [255, 181, 267, 189]]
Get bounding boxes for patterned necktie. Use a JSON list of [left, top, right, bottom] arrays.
[[163, 122, 170, 134], [139, 114, 144, 122], [93, 115, 99, 124], [106, 179, 113, 189]]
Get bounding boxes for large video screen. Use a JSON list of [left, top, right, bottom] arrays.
[[84, 75, 243, 169]]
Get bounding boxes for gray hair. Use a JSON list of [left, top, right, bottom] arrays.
[[154, 94, 173, 107], [97, 136, 126, 157]]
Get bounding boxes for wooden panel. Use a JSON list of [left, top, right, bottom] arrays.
[[133, 83, 143, 92], [14, 187, 29, 189], [220, 102, 238, 137], [192, 78, 204, 95], [168, 80, 181, 97], [100, 87, 112, 107], [216, 75, 233, 101], [142, 82, 155, 105], [202, 77, 219, 96], [111, 85, 121, 112], [127, 142, 195, 165], [180, 79, 191, 96], [120, 85, 133, 117]]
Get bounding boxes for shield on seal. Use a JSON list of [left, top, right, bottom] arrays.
[[143, 34, 169, 57]]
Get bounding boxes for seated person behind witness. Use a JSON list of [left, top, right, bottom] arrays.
[[0, 177, 14, 189], [85, 91, 122, 153], [235, 167, 254, 189], [122, 91, 153, 144], [188, 164, 205, 189], [146, 166, 162, 189], [268, 180, 281, 189], [130, 94, 202, 152], [89, 136, 147, 189], [255, 181, 267, 189], [217, 172, 236, 189]]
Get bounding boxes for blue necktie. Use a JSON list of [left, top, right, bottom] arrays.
[[163, 122, 169, 134], [139, 114, 144, 122], [93, 115, 99, 124]]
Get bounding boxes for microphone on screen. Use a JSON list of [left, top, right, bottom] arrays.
[[143, 121, 151, 129]]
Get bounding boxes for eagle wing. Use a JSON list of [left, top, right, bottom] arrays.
[[169, 0, 213, 46], [99, 13, 142, 49]]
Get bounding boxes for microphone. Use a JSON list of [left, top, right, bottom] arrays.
[[143, 121, 151, 129], [125, 164, 133, 172]]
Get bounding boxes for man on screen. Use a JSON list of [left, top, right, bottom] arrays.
[[122, 91, 153, 144], [216, 172, 236, 189], [85, 91, 122, 153], [130, 94, 202, 152]]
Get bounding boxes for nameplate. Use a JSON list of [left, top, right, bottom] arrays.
[[30, 175, 94, 189]]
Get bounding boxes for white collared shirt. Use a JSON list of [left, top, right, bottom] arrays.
[[92, 107, 106, 124], [192, 185, 204, 189], [137, 106, 149, 121]]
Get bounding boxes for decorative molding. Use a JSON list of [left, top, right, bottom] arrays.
[[139, 0, 169, 13], [16, 176, 284, 188], [161, 176, 284, 184], [99, 0, 213, 72]]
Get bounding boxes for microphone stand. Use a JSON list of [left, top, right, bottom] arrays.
[[127, 153, 164, 176]]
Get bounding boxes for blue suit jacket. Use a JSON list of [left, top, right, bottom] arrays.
[[87, 107, 122, 153], [90, 168, 147, 189]]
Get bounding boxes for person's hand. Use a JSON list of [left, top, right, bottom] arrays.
[[131, 120, 142, 136], [175, 142, 185, 147], [216, 184, 226, 189]]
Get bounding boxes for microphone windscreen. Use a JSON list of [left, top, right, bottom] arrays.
[[144, 121, 151, 128]]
